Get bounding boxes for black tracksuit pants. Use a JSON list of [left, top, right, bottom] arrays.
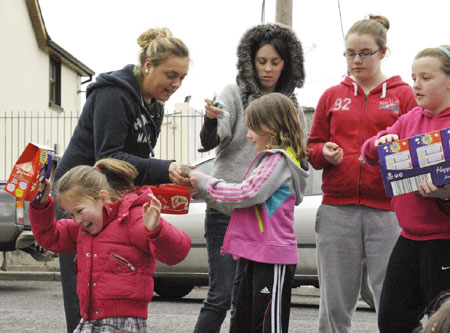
[[230, 259, 296, 333]]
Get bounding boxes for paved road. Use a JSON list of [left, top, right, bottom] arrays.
[[0, 279, 378, 332]]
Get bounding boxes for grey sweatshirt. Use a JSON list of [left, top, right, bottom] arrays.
[[199, 23, 307, 214]]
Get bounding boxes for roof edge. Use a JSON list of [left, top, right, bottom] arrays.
[[47, 40, 95, 76], [26, 0, 95, 77], [25, 0, 47, 49]]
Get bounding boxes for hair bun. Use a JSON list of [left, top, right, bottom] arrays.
[[368, 14, 390, 31], [137, 27, 173, 49]]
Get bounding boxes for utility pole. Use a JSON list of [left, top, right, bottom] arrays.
[[275, 0, 293, 26]]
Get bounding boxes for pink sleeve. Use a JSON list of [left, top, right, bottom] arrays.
[[361, 111, 409, 166], [147, 218, 191, 266], [127, 210, 191, 266], [361, 135, 381, 166], [29, 196, 78, 253]]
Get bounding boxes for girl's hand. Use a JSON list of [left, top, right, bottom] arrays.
[[189, 172, 204, 190], [142, 193, 161, 232], [39, 179, 52, 205], [375, 134, 399, 146], [169, 162, 195, 186], [186, 184, 198, 197], [418, 181, 450, 199], [204, 98, 224, 119], [322, 142, 343, 165]]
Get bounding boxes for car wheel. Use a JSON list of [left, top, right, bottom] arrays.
[[153, 280, 195, 299], [360, 259, 375, 310]]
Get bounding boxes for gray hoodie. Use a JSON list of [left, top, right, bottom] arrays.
[[200, 23, 307, 214]]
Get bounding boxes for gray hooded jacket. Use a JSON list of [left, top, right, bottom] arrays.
[[199, 23, 307, 215]]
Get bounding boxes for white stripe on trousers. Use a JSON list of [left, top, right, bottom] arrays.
[[271, 264, 286, 333]]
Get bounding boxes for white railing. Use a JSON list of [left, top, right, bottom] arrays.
[[0, 109, 214, 180]]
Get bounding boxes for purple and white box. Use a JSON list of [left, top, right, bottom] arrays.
[[409, 130, 445, 168], [377, 127, 450, 197]]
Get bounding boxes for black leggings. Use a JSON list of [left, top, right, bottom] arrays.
[[378, 236, 450, 333]]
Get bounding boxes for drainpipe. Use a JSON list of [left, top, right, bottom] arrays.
[[81, 75, 93, 85], [78, 75, 93, 94]]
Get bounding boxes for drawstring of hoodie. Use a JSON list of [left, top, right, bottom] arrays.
[[381, 82, 387, 99], [352, 82, 358, 96], [352, 81, 387, 98]]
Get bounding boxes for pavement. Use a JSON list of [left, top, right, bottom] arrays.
[[0, 268, 323, 298], [0, 252, 357, 306]]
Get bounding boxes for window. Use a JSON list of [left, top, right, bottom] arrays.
[[49, 58, 62, 109]]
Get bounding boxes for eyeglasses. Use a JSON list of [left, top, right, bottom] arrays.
[[343, 49, 381, 59]]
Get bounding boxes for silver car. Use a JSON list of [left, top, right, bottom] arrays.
[[155, 156, 375, 308]]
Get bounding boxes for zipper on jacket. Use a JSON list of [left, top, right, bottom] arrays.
[[254, 206, 264, 232], [359, 95, 369, 202], [73, 254, 78, 272], [140, 97, 157, 157], [110, 253, 136, 271]]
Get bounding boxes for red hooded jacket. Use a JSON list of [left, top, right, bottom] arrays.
[[29, 186, 191, 321], [308, 76, 417, 210]]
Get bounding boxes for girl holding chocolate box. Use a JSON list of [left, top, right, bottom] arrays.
[[362, 45, 450, 332]]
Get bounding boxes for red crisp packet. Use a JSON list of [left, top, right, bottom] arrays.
[[5, 143, 56, 202], [150, 184, 190, 214]]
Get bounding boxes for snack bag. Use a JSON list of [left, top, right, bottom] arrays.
[[5, 143, 56, 202], [150, 184, 190, 214]]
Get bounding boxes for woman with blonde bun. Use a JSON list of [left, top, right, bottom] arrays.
[[53, 27, 193, 332]]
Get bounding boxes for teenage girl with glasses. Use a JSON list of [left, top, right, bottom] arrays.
[[362, 45, 450, 333], [307, 14, 417, 332]]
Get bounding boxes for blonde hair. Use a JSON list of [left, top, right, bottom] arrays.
[[137, 27, 189, 76], [415, 45, 450, 76], [55, 158, 138, 205], [245, 92, 307, 160], [346, 14, 390, 50], [423, 294, 450, 333]]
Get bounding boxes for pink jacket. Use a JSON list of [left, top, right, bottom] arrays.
[[362, 106, 450, 240], [197, 150, 309, 265], [29, 186, 191, 321]]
